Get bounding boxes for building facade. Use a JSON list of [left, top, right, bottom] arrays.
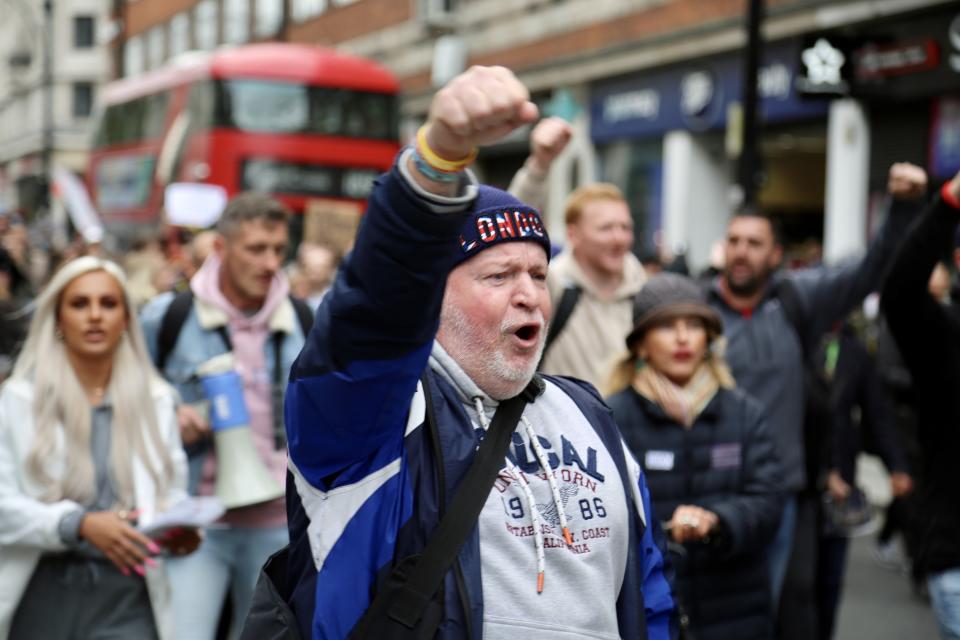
[[0, 0, 113, 214], [88, 0, 960, 267]]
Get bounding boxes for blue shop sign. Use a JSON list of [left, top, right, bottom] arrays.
[[591, 40, 828, 142]]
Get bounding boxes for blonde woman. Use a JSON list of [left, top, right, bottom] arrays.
[[605, 273, 783, 640], [0, 256, 199, 639]]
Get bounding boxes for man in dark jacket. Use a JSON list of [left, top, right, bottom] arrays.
[[811, 325, 912, 639], [269, 66, 677, 639], [881, 170, 960, 639], [707, 162, 925, 630]]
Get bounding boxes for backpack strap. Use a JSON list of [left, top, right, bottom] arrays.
[[542, 283, 582, 360], [289, 295, 314, 337], [156, 289, 232, 371], [156, 289, 198, 371]]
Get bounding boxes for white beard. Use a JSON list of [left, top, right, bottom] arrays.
[[438, 302, 546, 400]]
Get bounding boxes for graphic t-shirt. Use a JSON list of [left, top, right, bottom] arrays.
[[476, 381, 629, 640]]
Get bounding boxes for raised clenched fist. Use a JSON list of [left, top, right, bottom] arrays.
[[424, 66, 539, 161], [887, 162, 927, 200], [528, 116, 573, 175]]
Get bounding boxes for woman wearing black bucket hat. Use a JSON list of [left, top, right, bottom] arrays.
[[606, 272, 784, 640]]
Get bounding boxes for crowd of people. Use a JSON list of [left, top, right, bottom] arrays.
[[1, 65, 958, 640]]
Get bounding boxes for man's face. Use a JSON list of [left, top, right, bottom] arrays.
[[723, 216, 782, 297], [568, 199, 634, 278], [437, 242, 551, 400], [300, 246, 337, 290], [216, 220, 288, 309]]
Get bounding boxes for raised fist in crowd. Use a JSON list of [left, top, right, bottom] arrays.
[[423, 65, 540, 161], [887, 162, 927, 200], [527, 116, 574, 175]]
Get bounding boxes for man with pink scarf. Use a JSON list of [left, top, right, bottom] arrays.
[[141, 193, 309, 639]]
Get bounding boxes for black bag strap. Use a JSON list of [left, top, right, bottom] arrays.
[[156, 289, 200, 371], [289, 296, 314, 337], [542, 283, 582, 358], [370, 376, 545, 632]]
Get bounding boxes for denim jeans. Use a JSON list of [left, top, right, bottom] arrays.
[[166, 526, 288, 640], [767, 494, 798, 607], [929, 568, 960, 639]]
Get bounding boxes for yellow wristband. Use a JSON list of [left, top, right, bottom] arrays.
[[416, 125, 478, 173]]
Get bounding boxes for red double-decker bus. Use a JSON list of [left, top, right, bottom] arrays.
[[87, 43, 399, 241]]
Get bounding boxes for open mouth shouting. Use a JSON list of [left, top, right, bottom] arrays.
[[506, 321, 544, 350]]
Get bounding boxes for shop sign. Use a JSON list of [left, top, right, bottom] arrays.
[[827, 8, 960, 99], [602, 89, 660, 124], [680, 70, 722, 129], [591, 40, 826, 142], [854, 39, 940, 80], [796, 38, 849, 95]]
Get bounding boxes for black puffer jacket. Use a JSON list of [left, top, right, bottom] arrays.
[[608, 386, 784, 640], [881, 191, 960, 576]]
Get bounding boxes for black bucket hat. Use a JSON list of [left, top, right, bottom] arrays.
[[625, 272, 723, 349]]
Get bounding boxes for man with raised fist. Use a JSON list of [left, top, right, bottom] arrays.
[[244, 66, 678, 640]]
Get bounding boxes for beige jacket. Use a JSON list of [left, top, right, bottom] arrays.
[[540, 250, 647, 390]]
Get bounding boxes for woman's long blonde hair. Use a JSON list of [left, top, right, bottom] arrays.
[[12, 256, 175, 507], [602, 326, 736, 397]]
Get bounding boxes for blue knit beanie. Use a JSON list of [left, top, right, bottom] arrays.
[[454, 185, 551, 267]]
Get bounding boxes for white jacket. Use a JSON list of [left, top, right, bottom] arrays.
[[0, 378, 187, 639]]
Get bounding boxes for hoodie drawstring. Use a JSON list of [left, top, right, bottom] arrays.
[[521, 415, 574, 547], [472, 396, 567, 594]]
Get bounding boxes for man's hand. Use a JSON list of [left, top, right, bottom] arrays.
[[890, 472, 914, 498], [526, 116, 573, 176], [177, 403, 211, 446], [79, 510, 160, 576], [887, 163, 927, 200], [667, 505, 719, 544], [826, 470, 852, 502], [423, 66, 539, 161]]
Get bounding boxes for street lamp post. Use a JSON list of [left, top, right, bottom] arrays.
[[737, 0, 764, 211], [40, 0, 54, 212]]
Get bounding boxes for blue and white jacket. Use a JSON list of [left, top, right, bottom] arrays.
[[282, 160, 677, 639]]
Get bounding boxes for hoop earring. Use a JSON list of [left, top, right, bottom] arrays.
[[55, 328, 64, 341]]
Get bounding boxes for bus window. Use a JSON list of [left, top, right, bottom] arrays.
[[313, 88, 396, 140], [212, 79, 397, 141], [187, 80, 216, 124], [222, 80, 309, 133], [94, 153, 156, 212], [94, 92, 170, 146]]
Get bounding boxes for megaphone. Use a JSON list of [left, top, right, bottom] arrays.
[[197, 354, 285, 509]]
